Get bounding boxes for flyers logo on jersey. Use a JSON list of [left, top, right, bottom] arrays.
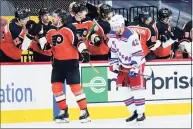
[[52, 34, 64, 46]]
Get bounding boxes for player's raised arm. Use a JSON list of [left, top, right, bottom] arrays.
[[71, 3, 111, 61]]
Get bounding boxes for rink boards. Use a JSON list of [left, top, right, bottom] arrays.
[[0, 60, 192, 123]]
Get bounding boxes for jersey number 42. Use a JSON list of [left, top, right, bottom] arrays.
[[132, 39, 139, 46]]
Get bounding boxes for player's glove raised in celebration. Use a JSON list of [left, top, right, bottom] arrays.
[[81, 49, 90, 63], [128, 61, 139, 77], [22, 20, 39, 51], [25, 20, 39, 40], [90, 34, 102, 46]]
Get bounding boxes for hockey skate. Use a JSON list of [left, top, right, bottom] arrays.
[[136, 113, 146, 126], [136, 113, 146, 122], [55, 108, 69, 123], [79, 108, 91, 123], [126, 110, 138, 122]]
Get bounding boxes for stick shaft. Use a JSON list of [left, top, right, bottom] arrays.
[[89, 62, 99, 74], [120, 70, 152, 78]]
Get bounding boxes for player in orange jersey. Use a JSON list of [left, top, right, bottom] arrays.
[[29, 8, 52, 62], [71, 3, 111, 60], [0, 9, 31, 62], [46, 8, 90, 123], [128, 11, 160, 61]]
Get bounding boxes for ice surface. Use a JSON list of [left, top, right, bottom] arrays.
[[1, 114, 192, 128]]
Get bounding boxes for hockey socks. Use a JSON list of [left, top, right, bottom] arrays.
[[133, 90, 146, 115], [52, 82, 68, 110], [70, 84, 87, 110], [117, 87, 136, 114], [124, 96, 136, 113], [118, 87, 146, 121], [134, 98, 145, 115]]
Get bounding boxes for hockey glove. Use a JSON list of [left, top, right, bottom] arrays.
[[179, 41, 192, 58], [171, 27, 183, 40], [128, 61, 139, 78], [25, 20, 38, 40], [109, 58, 119, 73], [90, 34, 102, 46], [160, 34, 168, 43], [150, 40, 161, 51], [81, 49, 90, 63]]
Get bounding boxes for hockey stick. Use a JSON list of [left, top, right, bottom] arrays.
[[89, 62, 100, 74], [176, 8, 181, 28], [119, 69, 152, 78], [84, 22, 100, 74], [86, 23, 97, 40], [81, 50, 100, 74]]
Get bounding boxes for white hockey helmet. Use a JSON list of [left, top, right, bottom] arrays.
[[109, 14, 125, 31]]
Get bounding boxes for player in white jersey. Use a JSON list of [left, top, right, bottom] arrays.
[[107, 14, 146, 123]]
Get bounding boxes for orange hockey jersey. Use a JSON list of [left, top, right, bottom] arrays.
[[128, 24, 156, 56], [0, 19, 25, 60], [46, 24, 79, 60], [72, 17, 109, 56]]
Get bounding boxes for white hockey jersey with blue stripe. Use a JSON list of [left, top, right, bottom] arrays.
[[107, 27, 146, 68]]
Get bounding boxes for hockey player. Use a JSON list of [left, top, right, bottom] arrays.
[[71, 3, 111, 60], [67, 2, 76, 23], [71, 3, 91, 40], [183, 20, 192, 42], [0, 9, 31, 62], [177, 20, 192, 58], [153, 8, 179, 59], [29, 8, 52, 62], [46, 8, 90, 123], [108, 14, 146, 123], [89, 3, 113, 60], [128, 11, 160, 61]]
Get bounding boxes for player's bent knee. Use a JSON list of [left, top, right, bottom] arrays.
[[70, 84, 86, 100], [70, 84, 83, 94], [52, 82, 63, 93]]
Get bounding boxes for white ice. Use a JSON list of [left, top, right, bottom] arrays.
[[1, 114, 192, 128]]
